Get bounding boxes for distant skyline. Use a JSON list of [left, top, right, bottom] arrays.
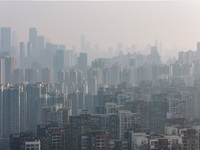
[[1, 1, 200, 58]]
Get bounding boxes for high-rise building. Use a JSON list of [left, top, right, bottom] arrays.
[[78, 92, 85, 111], [20, 42, 26, 68], [13, 69, 25, 84], [148, 100, 168, 134], [11, 31, 18, 57], [129, 58, 137, 67], [69, 69, 82, 85], [68, 91, 85, 115], [29, 28, 37, 52], [1, 27, 11, 52], [25, 68, 38, 84], [91, 59, 105, 69], [57, 70, 65, 83], [121, 67, 131, 83], [5, 56, 17, 84], [3, 86, 22, 136], [42, 104, 71, 126], [87, 68, 98, 95], [1, 84, 27, 137], [66, 50, 74, 67], [42, 68, 53, 84], [53, 50, 65, 79], [68, 92, 79, 116], [0, 58, 5, 85], [40, 49, 54, 68], [85, 94, 95, 114], [118, 110, 140, 140], [147, 46, 161, 64], [65, 70, 70, 83], [0, 84, 4, 137], [26, 83, 43, 132], [69, 113, 92, 150], [110, 63, 122, 85], [81, 35, 85, 52], [78, 53, 87, 77], [37, 36, 45, 50], [27, 42, 32, 58], [103, 68, 111, 86], [37, 123, 66, 150], [196, 42, 200, 61]]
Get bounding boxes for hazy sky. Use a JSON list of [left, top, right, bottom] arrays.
[[1, 1, 200, 56]]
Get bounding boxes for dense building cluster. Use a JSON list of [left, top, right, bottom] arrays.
[[1, 27, 200, 149], [5, 80, 200, 150]]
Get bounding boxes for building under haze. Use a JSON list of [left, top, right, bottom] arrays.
[[1, 27, 11, 52], [19, 42, 26, 68], [78, 53, 87, 77], [29, 28, 37, 52], [13, 69, 25, 84], [42, 67, 53, 84], [0, 58, 5, 85], [53, 50, 65, 79], [3, 16, 200, 150], [5, 56, 17, 84], [81, 35, 85, 52]]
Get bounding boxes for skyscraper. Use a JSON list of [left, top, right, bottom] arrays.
[[68, 92, 79, 116], [53, 50, 65, 79], [0, 58, 5, 85], [25, 68, 38, 84], [110, 63, 122, 85], [0, 84, 3, 137], [57, 70, 65, 83], [42, 68, 53, 84], [3, 86, 22, 136], [66, 50, 74, 67], [12, 69, 25, 84], [37, 36, 45, 50], [147, 46, 161, 64], [5, 56, 16, 84], [1, 27, 11, 52], [26, 84, 42, 132], [20, 42, 25, 68], [27, 42, 32, 58], [29, 28, 37, 52], [87, 68, 98, 95], [81, 35, 85, 52], [78, 53, 87, 77]]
